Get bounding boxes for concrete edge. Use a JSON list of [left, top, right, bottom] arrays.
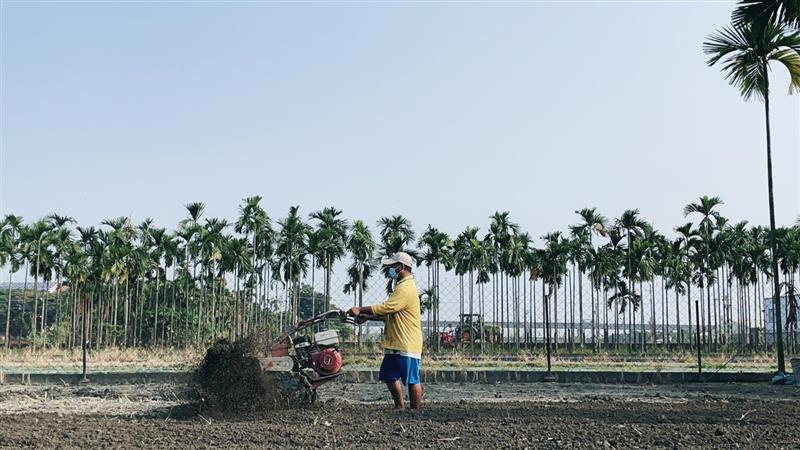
[[0, 369, 771, 386]]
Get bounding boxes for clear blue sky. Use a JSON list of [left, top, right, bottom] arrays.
[[1, 1, 798, 242]]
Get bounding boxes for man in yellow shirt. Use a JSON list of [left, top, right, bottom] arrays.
[[347, 252, 423, 409]]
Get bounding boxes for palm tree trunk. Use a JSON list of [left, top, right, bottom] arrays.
[[357, 264, 364, 349], [53, 270, 64, 341], [326, 257, 332, 315], [4, 264, 13, 348], [124, 279, 130, 347], [531, 279, 537, 346], [590, 278, 597, 351], [651, 279, 656, 348], [153, 274, 160, 346], [578, 266, 584, 347], [94, 287, 102, 348], [675, 287, 681, 346], [570, 265, 575, 351], [458, 274, 464, 351], [544, 283, 552, 362], [523, 274, 527, 346], [210, 278, 217, 342], [138, 279, 145, 347], [641, 281, 647, 351], [435, 261, 441, 351], [553, 280, 558, 351], [40, 289, 47, 340], [706, 281, 712, 352], [235, 266, 241, 340], [132, 281, 138, 348], [662, 278, 667, 346], [112, 281, 119, 346], [310, 256, 316, 331], [469, 270, 475, 351], [479, 281, 485, 354], [32, 249, 41, 344], [491, 271, 496, 348], [763, 68, 786, 371], [70, 286, 77, 348], [20, 260, 28, 346], [170, 268, 176, 345], [699, 287, 705, 348], [614, 286, 619, 351], [603, 288, 609, 348], [687, 282, 693, 348], [198, 278, 205, 345], [498, 274, 504, 348]]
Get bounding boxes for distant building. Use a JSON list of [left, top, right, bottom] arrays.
[[0, 282, 66, 294]]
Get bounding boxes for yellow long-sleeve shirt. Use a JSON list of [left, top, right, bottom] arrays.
[[371, 276, 423, 358]]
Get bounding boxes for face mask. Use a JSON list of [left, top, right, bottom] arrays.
[[388, 267, 399, 280]]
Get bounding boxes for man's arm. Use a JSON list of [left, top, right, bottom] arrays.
[[355, 314, 384, 324], [348, 306, 375, 317], [349, 286, 408, 319]]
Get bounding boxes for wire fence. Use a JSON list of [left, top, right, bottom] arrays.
[[1, 267, 797, 363], [319, 269, 800, 356]]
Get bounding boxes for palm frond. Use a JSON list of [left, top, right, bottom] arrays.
[[733, 0, 800, 30]]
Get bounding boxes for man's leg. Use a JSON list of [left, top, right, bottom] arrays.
[[408, 383, 422, 409], [385, 380, 404, 409]]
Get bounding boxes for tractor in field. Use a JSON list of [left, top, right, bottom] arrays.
[[439, 314, 502, 347]]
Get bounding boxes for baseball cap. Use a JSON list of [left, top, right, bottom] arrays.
[[380, 252, 414, 268]]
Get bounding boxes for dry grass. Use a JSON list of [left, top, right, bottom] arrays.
[[346, 350, 776, 371], [0, 346, 777, 373], [0, 347, 202, 371]]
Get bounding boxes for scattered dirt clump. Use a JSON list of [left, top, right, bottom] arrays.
[[196, 333, 284, 413]]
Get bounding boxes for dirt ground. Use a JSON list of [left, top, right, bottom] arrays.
[[0, 381, 798, 449]]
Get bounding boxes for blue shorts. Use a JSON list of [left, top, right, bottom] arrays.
[[379, 353, 420, 385]]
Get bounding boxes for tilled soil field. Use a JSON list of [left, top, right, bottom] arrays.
[[0, 382, 798, 449]]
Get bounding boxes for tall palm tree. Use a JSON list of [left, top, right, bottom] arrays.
[[704, 21, 800, 371], [685, 196, 726, 350], [464, 233, 493, 352], [2, 215, 24, 347], [147, 227, 167, 346], [575, 208, 608, 350], [235, 196, 268, 331], [25, 219, 53, 343], [310, 207, 348, 315], [664, 238, 689, 346], [254, 218, 275, 330], [489, 212, 519, 347], [419, 226, 452, 349], [77, 226, 101, 346], [223, 236, 252, 338], [63, 241, 89, 348], [273, 206, 309, 327], [539, 232, 570, 353], [455, 227, 484, 349], [160, 232, 180, 345], [102, 217, 137, 346], [603, 228, 629, 349], [45, 226, 72, 339], [345, 219, 375, 347], [46, 214, 75, 342], [631, 225, 657, 351], [504, 232, 528, 350], [566, 229, 589, 348], [180, 203, 206, 344], [616, 210, 647, 350], [306, 228, 321, 322]]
